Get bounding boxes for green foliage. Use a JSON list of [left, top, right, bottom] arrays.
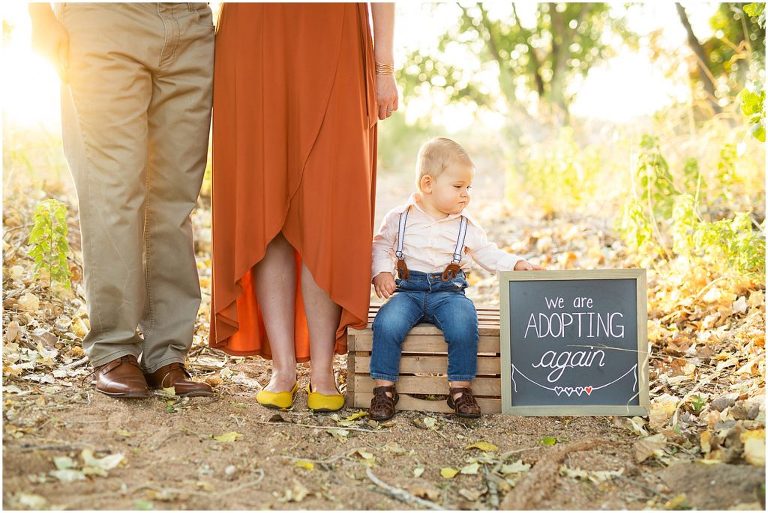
[[619, 135, 764, 277], [399, 2, 634, 119], [636, 135, 678, 220], [739, 88, 765, 142], [689, 395, 707, 414], [695, 212, 765, 277], [703, 4, 765, 78], [27, 199, 72, 289]]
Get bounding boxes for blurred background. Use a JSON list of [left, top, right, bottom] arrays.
[[2, 2, 765, 300]]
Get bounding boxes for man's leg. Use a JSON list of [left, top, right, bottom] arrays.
[[59, 5, 159, 393], [139, 5, 214, 384]]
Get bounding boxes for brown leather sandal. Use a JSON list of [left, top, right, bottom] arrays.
[[447, 387, 481, 418], [369, 385, 399, 421]]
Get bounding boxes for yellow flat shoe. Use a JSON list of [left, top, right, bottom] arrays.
[[256, 382, 299, 409], [306, 383, 344, 412]]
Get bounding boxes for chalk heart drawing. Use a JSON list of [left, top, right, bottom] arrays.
[[553, 386, 593, 397]]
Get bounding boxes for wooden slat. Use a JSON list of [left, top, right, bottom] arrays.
[[353, 393, 501, 414], [354, 375, 500, 396], [353, 355, 500, 376], [349, 334, 499, 353], [351, 323, 499, 336]]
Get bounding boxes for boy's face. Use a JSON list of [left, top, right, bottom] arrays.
[[423, 163, 474, 216]]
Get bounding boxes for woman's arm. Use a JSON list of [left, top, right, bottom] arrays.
[[371, 3, 398, 120]]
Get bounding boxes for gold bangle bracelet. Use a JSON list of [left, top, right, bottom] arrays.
[[375, 62, 395, 75]]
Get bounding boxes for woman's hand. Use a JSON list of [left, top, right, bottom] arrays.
[[376, 73, 398, 120], [29, 5, 70, 82], [373, 272, 397, 299]]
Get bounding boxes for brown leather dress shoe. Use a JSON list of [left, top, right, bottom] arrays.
[[94, 355, 151, 398], [145, 362, 214, 397], [447, 387, 481, 418], [369, 385, 399, 421]]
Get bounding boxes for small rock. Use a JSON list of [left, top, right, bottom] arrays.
[[731, 403, 750, 421], [224, 465, 237, 480], [711, 395, 736, 412], [715, 420, 737, 431], [746, 402, 760, 420]]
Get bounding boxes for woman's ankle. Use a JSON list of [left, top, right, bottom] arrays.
[[309, 369, 338, 394], [265, 369, 297, 391]]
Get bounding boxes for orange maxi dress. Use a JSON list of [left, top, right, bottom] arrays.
[[209, 3, 378, 361]]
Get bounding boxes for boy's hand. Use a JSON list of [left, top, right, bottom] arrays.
[[514, 260, 543, 271], [373, 272, 397, 299], [29, 5, 70, 82]]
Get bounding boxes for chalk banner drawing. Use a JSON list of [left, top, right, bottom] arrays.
[[499, 269, 649, 416]]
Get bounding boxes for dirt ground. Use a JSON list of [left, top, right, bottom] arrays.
[[3, 353, 765, 511], [3, 172, 765, 510]]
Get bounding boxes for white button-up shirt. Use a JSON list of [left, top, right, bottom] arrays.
[[372, 194, 524, 278]]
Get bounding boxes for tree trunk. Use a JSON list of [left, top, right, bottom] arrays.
[[675, 2, 722, 114]]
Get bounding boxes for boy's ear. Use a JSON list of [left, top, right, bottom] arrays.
[[420, 174, 433, 193]]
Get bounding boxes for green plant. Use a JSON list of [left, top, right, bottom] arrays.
[[27, 198, 72, 289], [619, 135, 765, 277], [739, 88, 765, 142], [689, 395, 706, 414]]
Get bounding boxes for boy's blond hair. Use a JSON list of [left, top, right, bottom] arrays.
[[415, 137, 474, 190]]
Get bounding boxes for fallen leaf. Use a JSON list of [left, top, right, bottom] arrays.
[[327, 428, 349, 441], [148, 489, 179, 502], [71, 318, 88, 338], [15, 493, 47, 509], [649, 394, 679, 430], [49, 469, 86, 482], [464, 441, 498, 452], [627, 416, 649, 437], [741, 429, 765, 467], [5, 321, 20, 343], [559, 465, 624, 484], [423, 417, 437, 429], [17, 293, 40, 313], [352, 449, 376, 466], [634, 433, 667, 463], [540, 436, 557, 446], [53, 456, 77, 470], [663, 494, 690, 510], [460, 462, 480, 475], [212, 431, 242, 443], [344, 411, 369, 421], [440, 467, 459, 479], [500, 460, 531, 474], [294, 460, 315, 471], [413, 466, 425, 478], [731, 296, 748, 314]]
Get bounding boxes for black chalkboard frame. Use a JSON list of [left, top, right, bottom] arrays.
[[499, 269, 649, 416]]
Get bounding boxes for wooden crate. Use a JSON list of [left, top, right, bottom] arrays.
[[346, 305, 502, 414]]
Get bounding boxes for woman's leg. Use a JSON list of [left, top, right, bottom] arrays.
[[254, 233, 297, 392], [301, 264, 342, 395]]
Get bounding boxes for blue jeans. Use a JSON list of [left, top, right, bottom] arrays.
[[370, 270, 479, 382]]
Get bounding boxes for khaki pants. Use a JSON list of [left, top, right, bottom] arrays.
[[58, 3, 214, 372]]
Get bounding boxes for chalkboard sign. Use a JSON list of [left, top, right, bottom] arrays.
[[499, 270, 649, 416]]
